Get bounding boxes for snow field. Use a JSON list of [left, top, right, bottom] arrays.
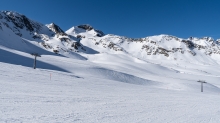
[[1, 50, 220, 122], [1, 63, 220, 123]]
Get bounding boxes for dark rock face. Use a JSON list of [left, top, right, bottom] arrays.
[[142, 44, 171, 57], [48, 23, 66, 36], [59, 37, 70, 42], [194, 44, 205, 50], [2, 11, 42, 32], [76, 35, 85, 39], [95, 29, 105, 37], [77, 24, 105, 37], [182, 40, 194, 49], [158, 47, 171, 57], [76, 35, 82, 39], [53, 49, 59, 54], [21, 15, 34, 32], [71, 42, 79, 49], [1, 11, 43, 37], [71, 42, 86, 51], [77, 24, 93, 31]]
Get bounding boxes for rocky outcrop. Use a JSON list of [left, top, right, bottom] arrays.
[[47, 23, 67, 36], [77, 24, 93, 31], [2, 11, 42, 34], [76, 24, 105, 37], [95, 29, 105, 37], [181, 40, 194, 49]]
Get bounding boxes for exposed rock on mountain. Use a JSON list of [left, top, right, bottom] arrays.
[[78, 24, 93, 31], [66, 27, 220, 62], [69, 24, 105, 38], [47, 23, 66, 36], [1, 11, 42, 36]]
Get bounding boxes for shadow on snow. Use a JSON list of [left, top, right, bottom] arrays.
[[0, 48, 69, 73]]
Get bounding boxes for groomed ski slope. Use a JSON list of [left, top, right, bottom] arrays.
[[1, 47, 220, 123]]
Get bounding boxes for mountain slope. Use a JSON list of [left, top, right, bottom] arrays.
[[0, 11, 86, 60]]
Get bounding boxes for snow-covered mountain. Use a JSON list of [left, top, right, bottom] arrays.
[[1, 11, 220, 64], [67, 27, 220, 64], [1, 11, 220, 122], [0, 11, 87, 60]]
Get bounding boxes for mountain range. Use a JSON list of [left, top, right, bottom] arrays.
[[1, 11, 220, 64]]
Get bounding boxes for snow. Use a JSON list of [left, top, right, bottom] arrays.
[[1, 11, 220, 122], [1, 45, 220, 122]]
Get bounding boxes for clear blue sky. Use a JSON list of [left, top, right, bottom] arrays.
[[1, 0, 220, 39]]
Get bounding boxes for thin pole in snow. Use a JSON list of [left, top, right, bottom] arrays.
[[197, 80, 207, 92], [31, 53, 41, 69], [34, 56, 37, 69]]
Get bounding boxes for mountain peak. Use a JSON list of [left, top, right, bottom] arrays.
[[1, 10, 23, 17], [46, 23, 66, 36], [66, 24, 105, 37], [0, 10, 43, 36]]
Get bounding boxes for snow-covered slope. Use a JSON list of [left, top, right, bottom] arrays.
[[0, 11, 86, 60], [1, 47, 220, 122], [1, 11, 220, 122]]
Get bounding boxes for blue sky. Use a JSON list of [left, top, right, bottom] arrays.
[[1, 0, 220, 39]]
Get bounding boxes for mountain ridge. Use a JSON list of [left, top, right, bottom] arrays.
[[1, 11, 220, 64]]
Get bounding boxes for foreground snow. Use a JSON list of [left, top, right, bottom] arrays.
[[1, 49, 220, 123]]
